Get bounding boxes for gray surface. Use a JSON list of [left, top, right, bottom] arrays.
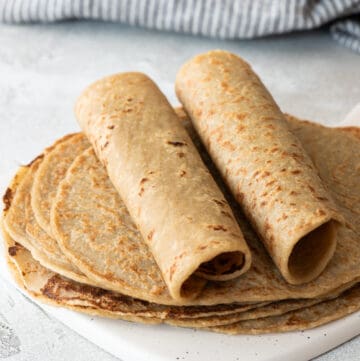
[[0, 21, 359, 361]]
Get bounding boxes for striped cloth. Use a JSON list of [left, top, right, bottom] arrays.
[[1, 0, 360, 53]]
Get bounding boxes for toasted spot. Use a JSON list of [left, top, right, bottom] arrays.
[[169, 263, 177, 281], [316, 196, 328, 201], [266, 180, 276, 187], [140, 177, 148, 185], [3, 187, 13, 212], [147, 230, 154, 241], [177, 152, 185, 158], [308, 185, 316, 193], [221, 210, 232, 218], [212, 199, 226, 207], [25, 153, 44, 167], [167, 141, 186, 147], [291, 170, 301, 175], [208, 224, 227, 232], [8, 246, 19, 256]]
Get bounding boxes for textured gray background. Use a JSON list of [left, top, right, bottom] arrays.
[[0, 21, 359, 360]]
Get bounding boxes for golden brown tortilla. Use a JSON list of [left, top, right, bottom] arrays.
[[2, 158, 96, 285], [49, 113, 360, 306], [31, 133, 90, 237], [175, 50, 343, 285], [4, 230, 359, 333], [74, 72, 251, 301]]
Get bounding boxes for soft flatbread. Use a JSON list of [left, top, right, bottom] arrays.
[[74, 73, 252, 301], [50, 114, 360, 305], [176, 50, 343, 285], [4, 230, 359, 333]]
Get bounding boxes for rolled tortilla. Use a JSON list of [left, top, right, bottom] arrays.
[[75, 72, 251, 301], [176, 50, 343, 285]]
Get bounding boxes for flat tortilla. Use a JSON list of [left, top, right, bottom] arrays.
[[3, 230, 359, 333], [31, 133, 90, 237]]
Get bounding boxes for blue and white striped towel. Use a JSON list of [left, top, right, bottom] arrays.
[[1, 0, 360, 53]]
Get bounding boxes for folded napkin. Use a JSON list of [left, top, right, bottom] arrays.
[[0, 0, 359, 53]]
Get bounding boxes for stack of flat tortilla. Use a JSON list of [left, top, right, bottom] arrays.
[[2, 50, 360, 334]]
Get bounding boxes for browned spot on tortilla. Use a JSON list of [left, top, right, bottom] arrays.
[[3, 187, 13, 212], [308, 185, 316, 193], [169, 263, 177, 281], [261, 171, 271, 178], [40, 274, 153, 310], [316, 196, 328, 201], [221, 141, 236, 151], [167, 141, 186, 147], [177, 152, 185, 158], [318, 209, 326, 216], [237, 124, 246, 132], [140, 177, 148, 184], [138, 187, 145, 197], [220, 81, 228, 89], [213, 199, 226, 207], [221, 210, 232, 219], [237, 191, 245, 202], [265, 180, 276, 187], [208, 224, 227, 232], [236, 113, 247, 121], [147, 230, 154, 240], [198, 245, 208, 251], [291, 170, 301, 175], [264, 220, 271, 232], [25, 153, 44, 167], [280, 168, 287, 172], [179, 170, 186, 177], [8, 245, 19, 256], [282, 213, 288, 220], [290, 191, 298, 195], [107, 125, 115, 129], [178, 251, 187, 259], [195, 109, 203, 117], [260, 201, 267, 207], [270, 147, 279, 153]]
